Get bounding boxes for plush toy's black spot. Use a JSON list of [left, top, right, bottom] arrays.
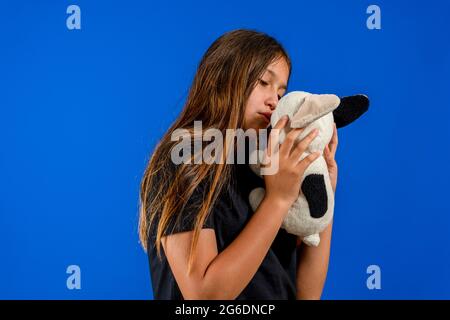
[[301, 174, 328, 218]]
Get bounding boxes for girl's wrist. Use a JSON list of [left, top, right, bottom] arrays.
[[262, 194, 292, 214]]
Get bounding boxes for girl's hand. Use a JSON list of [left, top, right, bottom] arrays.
[[263, 116, 321, 211], [323, 123, 338, 193]]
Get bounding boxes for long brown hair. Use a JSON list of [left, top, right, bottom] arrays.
[[138, 29, 291, 274]]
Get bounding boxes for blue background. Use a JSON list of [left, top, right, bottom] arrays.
[[1, 0, 449, 299]]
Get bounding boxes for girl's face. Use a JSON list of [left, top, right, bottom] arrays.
[[243, 57, 290, 131]]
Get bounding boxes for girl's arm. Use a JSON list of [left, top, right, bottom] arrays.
[[162, 118, 320, 300], [162, 196, 291, 300], [296, 123, 338, 299], [295, 220, 333, 300]]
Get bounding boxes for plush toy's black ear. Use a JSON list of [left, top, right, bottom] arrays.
[[333, 95, 370, 128]]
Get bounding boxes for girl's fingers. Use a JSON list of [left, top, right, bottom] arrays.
[[331, 124, 338, 151], [324, 145, 335, 167], [267, 115, 288, 157], [290, 129, 318, 162], [328, 124, 338, 156], [281, 128, 305, 158], [324, 144, 330, 159], [296, 151, 321, 171]]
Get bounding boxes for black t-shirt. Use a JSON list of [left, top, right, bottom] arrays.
[[146, 163, 298, 300]]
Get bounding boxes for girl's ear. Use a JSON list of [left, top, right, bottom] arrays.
[[333, 95, 370, 128]]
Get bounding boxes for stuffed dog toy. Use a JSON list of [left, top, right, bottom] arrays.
[[249, 91, 369, 246]]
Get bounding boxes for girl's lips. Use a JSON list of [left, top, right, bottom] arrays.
[[260, 112, 272, 123]]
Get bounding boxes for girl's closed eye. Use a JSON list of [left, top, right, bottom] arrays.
[[259, 79, 282, 100]]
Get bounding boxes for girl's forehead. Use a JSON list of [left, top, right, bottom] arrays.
[[265, 59, 289, 86]]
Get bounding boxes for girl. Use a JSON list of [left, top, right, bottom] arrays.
[[138, 29, 338, 300]]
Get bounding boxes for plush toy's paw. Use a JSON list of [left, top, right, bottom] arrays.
[[303, 234, 320, 247], [301, 174, 328, 218], [249, 188, 265, 212]]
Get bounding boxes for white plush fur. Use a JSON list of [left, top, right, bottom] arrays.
[[248, 91, 340, 246]]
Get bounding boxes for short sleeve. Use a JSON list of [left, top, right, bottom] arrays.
[[162, 180, 215, 236]]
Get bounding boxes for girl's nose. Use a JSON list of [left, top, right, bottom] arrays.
[[266, 94, 278, 110]]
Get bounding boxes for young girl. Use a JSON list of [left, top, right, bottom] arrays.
[[138, 29, 338, 300]]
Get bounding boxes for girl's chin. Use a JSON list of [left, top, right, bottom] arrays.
[[249, 119, 270, 131], [243, 124, 268, 132]]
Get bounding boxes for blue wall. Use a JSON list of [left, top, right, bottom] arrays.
[[1, 0, 449, 299]]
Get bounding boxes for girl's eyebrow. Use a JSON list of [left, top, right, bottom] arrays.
[[266, 69, 287, 90]]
